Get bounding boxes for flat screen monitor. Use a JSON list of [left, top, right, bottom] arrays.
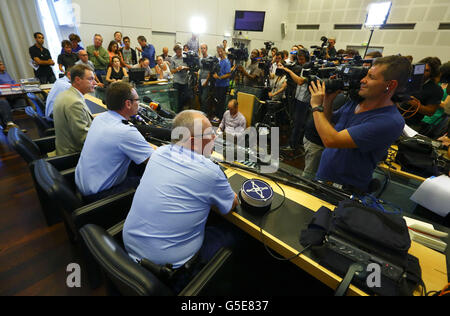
[[234, 11, 266, 32], [129, 68, 146, 83]]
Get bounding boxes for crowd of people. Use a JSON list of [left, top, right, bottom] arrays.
[[1, 28, 450, 295]]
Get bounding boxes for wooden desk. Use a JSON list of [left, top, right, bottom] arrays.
[[378, 146, 427, 182], [222, 165, 448, 296], [84, 94, 107, 117]]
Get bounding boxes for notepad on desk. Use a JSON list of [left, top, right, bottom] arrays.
[[404, 217, 448, 253], [410, 175, 450, 218]]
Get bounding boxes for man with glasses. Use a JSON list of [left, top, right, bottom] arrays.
[[75, 50, 104, 87], [123, 110, 239, 292], [75, 82, 155, 202], [53, 64, 97, 155]]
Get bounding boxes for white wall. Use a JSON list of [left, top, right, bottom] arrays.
[[284, 0, 450, 63], [73, 0, 290, 57]]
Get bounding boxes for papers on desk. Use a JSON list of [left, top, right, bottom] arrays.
[[403, 124, 420, 138], [403, 216, 448, 252], [40, 84, 54, 90], [410, 175, 450, 218], [0, 84, 23, 96]]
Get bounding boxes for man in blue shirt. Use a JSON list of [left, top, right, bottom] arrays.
[[0, 60, 29, 111], [123, 110, 239, 290], [309, 56, 409, 193], [0, 60, 16, 85], [45, 71, 72, 119], [213, 45, 231, 122], [137, 36, 156, 69], [75, 82, 155, 202]]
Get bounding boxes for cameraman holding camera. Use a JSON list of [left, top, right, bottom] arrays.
[[278, 49, 311, 151], [309, 56, 409, 193], [212, 45, 232, 122], [237, 49, 264, 87], [171, 44, 190, 113]]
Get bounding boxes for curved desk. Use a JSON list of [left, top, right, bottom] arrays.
[[222, 165, 449, 296]]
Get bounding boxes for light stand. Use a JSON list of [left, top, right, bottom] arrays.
[[363, 1, 392, 58]]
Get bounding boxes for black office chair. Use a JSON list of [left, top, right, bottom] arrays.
[[8, 127, 80, 226], [7, 127, 56, 163], [32, 159, 135, 243], [33, 159, 136, 288], [25, 106, 55, 137], [80, 223, 233, 296]]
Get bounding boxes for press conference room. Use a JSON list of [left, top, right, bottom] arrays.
[[1, 0, 450, 301]]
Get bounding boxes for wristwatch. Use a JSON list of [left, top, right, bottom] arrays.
[[312, 106, 324, 113]]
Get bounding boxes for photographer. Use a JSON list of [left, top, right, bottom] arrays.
[[268, 55, 287, 102], [170, 44, 190, 113], [403, 57, 443, 131], [278, 49, 310, 151], [325, 37, 337, 59], [237, 49, 264, 87], [309, 55, 409, 193], [418, 61, 450, 136], [212, 45, 232, 122]]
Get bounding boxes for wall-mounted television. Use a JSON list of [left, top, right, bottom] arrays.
[[234, 11, 266, 32]]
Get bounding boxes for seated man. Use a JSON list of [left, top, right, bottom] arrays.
[[0, 99, 20, 134], [218, 99, 247, 137], [310, 55, 409, 193], [123, 110, 239, 291], [75, 82, 154, 202], [53, 64, 96, 155], [75, 50, 104, 88], [402, 57, 443, 130], [132, 58, 152, 78], [0, 60, 28, 110], [45, 70, 71, 120]]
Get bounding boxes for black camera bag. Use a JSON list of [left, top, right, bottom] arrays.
[[395, 138, 439, 178], [300, 199, 422, 296]]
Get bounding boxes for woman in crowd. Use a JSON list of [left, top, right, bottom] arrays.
[[155, 56, 171, 80], [106, 55, 128, 84]]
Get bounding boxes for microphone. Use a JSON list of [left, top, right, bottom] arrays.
[[142, 96, 175, 119]]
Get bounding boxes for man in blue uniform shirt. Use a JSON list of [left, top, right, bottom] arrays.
[[123, 110, 239, 290], [75, 82, 155, 202], [309, 55, 409, 193], [45, 70, 71, 119]]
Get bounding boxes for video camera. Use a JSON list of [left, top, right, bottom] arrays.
[[264, 41, 274, 51], [201, 56, 220, 74], [310, 36, 329, 60], [183, 51, 200, 72], [228, 43, 249, 63], [298, 56, 370, 94]]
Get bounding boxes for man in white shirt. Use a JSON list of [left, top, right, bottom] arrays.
[[218, 99, 247, 137]]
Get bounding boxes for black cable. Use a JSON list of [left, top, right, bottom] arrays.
[[256, 180, 312, 262]]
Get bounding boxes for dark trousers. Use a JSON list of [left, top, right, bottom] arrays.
[[83, 163, 145, 204], [174, 83, 190, 113], [290, 99, 310, 149], [95, 69, 107, 83], [215, 86, 228, 118], [36, 69, 56, 84], [0, 99, 13, 128], [199, 85, 211, 116], [171, 219, 245, 293]]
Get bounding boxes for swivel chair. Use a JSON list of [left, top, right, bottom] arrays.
[[33, 159, 136, 288], [25, 106, 55, 137], [7, 127, 80, 225], [80, 223, 233, 296]]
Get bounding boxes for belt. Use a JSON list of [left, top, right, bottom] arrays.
[[139, 251, 201, 281]]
